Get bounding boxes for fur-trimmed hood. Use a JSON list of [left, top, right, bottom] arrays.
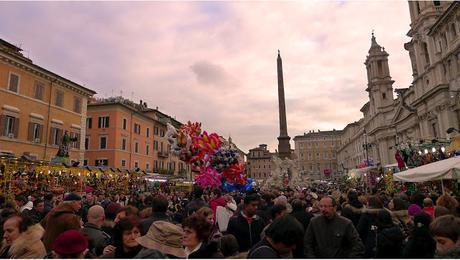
[[343, 204, 365, 214], [390, 209, 410, 224], [0, 224, 46, 258]]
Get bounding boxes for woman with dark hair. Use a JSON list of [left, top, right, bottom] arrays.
[[101, 217, 142, 258], [182, 215, 223, 258], [402, 211, 436, 258], [374, 210, 404, 258]]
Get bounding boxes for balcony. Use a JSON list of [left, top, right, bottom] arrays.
[[158, 150, 169, 158]]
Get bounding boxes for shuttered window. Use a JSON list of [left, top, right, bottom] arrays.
[[34, 82, 44, 100], [28, 122, 43, 143], [73, 97, 82, 113], [1, 115, 19, 138], [55, 90, 64, 107], [8, 73, 19, 93], [98, 116, 109, 128], [49, 127, 63, 145]]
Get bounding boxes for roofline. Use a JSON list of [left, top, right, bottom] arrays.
[[88, 102, 157, 122], [0, 39, 96, 96]]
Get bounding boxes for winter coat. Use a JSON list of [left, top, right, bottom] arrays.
[[227, 212, 266, 252], [402, 226, 436, 258], [209, 197, 226, 216], [81, 222, 111, 256], [247, 238, 281, 258], [22, 208, 44, 224], [341, 203, 364, 227], [304, 214, 365, 258], [188, 241, 224, 258], [40, 203, 82, 252], [356, 208, 381, 258], [375, 225, 404, 258], [0, 224, 46, 258], [290, 210, 314, 231]]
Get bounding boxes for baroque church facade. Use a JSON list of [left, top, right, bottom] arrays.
[[337, 1, 460, 170]]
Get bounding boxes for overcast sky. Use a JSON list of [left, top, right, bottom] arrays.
[[0, 1, 413, 153]]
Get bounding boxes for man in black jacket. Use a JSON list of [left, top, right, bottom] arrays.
[[140, 195, 171, 235], [227, 193, 266, 252], [304, 196, 364, 258]]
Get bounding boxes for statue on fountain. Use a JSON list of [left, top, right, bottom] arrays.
[[51, 130, 78, 164]]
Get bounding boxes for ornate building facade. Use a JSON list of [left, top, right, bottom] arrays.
[[337, 1, 460, 170], [293, 130, 342, 180]]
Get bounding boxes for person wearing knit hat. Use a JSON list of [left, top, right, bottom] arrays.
[[52, 230, 88, 259], [408, 204, 422, 217]]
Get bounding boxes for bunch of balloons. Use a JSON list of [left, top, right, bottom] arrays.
[[166, 121, 251, 191]]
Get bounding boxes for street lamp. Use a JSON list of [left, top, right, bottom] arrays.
[[362, 131, 372, 166]]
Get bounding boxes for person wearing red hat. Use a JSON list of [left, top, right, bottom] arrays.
[[51, 230, 88, 259]]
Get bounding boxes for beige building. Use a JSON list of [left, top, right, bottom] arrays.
[[337, 1, 460, 169], [0, 38, 96, 162], [246, 144, 274, 182], [294, 130, 342, 180]]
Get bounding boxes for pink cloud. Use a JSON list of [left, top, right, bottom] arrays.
[[0, 1, 413, 153]]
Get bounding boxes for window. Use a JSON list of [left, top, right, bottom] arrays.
[[382, 93, 386, 99], [86, 118, 92, 129], [123, 118, 127, 130], [135, 142, 139, 153], [50, 127, 62, 145], [8, 73, 19, 93], [27, 122, 41, 142], [433, 1, 440, 6], [451, 23, 457, 38], [100, 136, 107, 149], [154, 141, 158, 151], [55, 90, 64, 107], [134, 123, 141, 134], [154, 127, 159, 135], [146, 144, 150, 155], [98, 116, 109, 128], [160, 129, 165, 137], [146, 163, 150, 170], [146, 128, 150, 138], [377, 60, 383, 75], [160, 142, 164, 152], [154, 160, 159, 171], [122, 138, 127, 150], [121, 160, 126, 167], [4, 115, 18, 137], [96, 159, 108, 166], [85, 137, 89, 150], [70, 132, 80, 149], [83, 160, 88, 166], [34, 82, 44, 100], [423, 42, 430, 65], [73, 97, 82, 113], [134, 161, 139, 168]]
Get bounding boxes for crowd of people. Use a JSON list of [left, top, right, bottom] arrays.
[[0, 183, 460, 259]]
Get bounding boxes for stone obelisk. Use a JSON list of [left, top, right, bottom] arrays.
[[277, 50, 291, 159]]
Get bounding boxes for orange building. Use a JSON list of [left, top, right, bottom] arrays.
[[85, 97, 191, 179], [0, 38, 96, 161]]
